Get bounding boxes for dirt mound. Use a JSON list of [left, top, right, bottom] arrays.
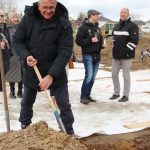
[[0, 121, 87, 150], [1, 121, 149, 150]]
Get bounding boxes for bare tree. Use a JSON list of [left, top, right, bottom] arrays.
[[0, 0, 17, 13], [77, 12, 87, 21], [0, 0, 19, 21]]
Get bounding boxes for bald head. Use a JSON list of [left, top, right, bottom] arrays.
[[120, 8, 130, 21], [38, 0, 57, 20]]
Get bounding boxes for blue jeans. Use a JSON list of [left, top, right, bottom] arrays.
[[81, 55, 100, 99]]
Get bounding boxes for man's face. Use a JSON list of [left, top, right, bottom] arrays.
[[120, 9, 129, 21], [38, 0, 57, 20], [0, 14, 4, 24], [91, 14, 100, 23]]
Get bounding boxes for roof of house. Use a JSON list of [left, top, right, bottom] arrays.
[[99, 16, 115, 23], [146, 20, 150, 24], [133, 20, 146, 25]]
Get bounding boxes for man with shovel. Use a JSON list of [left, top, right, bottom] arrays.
[[13, 0, 74, 134]]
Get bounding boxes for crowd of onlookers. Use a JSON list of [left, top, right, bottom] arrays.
[[0, 9, 23, 98]]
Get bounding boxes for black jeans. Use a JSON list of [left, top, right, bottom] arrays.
[[19, 84, 74, 134], [9, 81, 23, 93]]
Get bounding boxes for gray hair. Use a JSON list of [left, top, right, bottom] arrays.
[[38, 0, 57, 4]]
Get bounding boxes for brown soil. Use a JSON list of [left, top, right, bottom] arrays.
[[74, 34, 150, 71], [0, 122, 150, 150], [81, 128, 150, 150], [0, 121, 87, 150]]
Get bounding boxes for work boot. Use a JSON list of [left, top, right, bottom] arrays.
[[88, 96, 96, 102], [118, 96, 129, 102], [80, 98, 90, 104], [67, 130, 74, 135], [9, 91, 16, 99], [109, 94, 120, 100]]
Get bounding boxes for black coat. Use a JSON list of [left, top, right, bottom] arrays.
[[0, 23, 11, 73], [0, 23, 11, 51], [76, 19, 104, 60], [112, 18, 139, 59], [5, 25, 22, 82], [13, 2, 73, 90]]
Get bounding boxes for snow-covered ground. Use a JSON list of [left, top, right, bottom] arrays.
[[0, 62, 150, 137]]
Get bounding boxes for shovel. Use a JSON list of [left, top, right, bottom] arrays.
[[33, 65, 67, 133]]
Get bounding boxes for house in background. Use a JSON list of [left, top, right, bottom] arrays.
[[145, 20, 150, 27], [72, 16, 116, 36], [133, 20, 146, 32], [98, 16, 116, 36], [71, 16, 150, 36], [141, 20, 150, 33]]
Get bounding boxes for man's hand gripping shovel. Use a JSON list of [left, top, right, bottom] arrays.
[[33, 65, 67, 134]]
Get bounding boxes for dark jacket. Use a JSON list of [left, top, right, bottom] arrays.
[[8, 24, 17, 55], [5, 24, 22, 83], [76, 19, 104, 59], [112, 18, 139, 59], [0, 23, 11, 72], [13, 2, 73, 90], [0, 23, 11, 49]]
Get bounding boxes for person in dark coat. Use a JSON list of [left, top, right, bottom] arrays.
[[76, 9, 106, 104], [0, 10, 11, 91], [6, 12, 23, 98], [13, 0, 74, 134], [109, 8, 139, 102]]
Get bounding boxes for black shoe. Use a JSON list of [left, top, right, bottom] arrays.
[[67, 130, 74, 135], [80, 98, 90, 104], [118, 96, 129, 102], [59, 129, 74, 135], [17, 92, 23, 98], [109, 94, 120, 100], [88, 96, 96, 102], [9, 91, 16, 99], [21, 124, 30, 129]]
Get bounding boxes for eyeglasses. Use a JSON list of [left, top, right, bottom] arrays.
[[0, 15, 4, 17], [41, 6, 55, 11]]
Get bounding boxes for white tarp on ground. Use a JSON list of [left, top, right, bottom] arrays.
[[0, 63, 150, 138]]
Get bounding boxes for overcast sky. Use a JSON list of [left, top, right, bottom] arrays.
[[16, 0, 150, 21]]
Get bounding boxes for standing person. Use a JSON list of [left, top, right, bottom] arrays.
[[13, 0, 74, 134], [76, 9, 106, 104], [109, 8, 139, 102], [6, 12, 23, 98], [0, 10, 11, 91]]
